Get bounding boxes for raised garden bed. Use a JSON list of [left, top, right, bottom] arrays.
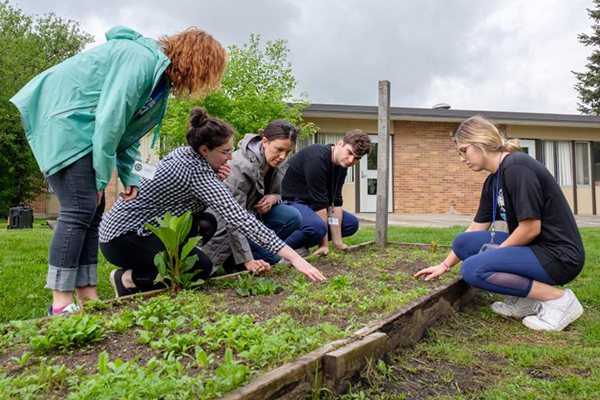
[[0, 242, 474, 399]]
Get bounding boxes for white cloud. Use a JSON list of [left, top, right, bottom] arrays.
[[12, 0, 596, 113]]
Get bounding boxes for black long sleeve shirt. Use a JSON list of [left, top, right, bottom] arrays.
[[281, 144, 347, 211]]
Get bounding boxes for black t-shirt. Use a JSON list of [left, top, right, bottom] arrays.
[[281, 144, 347, 211], [474, 151, 584, 285]]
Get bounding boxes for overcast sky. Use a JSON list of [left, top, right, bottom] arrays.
[[14, 0, 596, 114]]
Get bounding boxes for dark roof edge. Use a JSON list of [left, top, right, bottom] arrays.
[[301, 103, 600, 128]]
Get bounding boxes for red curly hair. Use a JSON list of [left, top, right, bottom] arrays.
[[160, 28, 227, 98]]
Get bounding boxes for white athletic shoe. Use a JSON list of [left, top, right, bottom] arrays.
[[295, 247, 311, 258], [491, 296, 539, 318], [522, 289, 584, 331]]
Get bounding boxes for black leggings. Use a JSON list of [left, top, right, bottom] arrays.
[[100, 212, 217, 291]]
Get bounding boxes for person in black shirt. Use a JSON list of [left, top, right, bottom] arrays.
[[282, 129, 371, 255], [415, 115, 584, 331]]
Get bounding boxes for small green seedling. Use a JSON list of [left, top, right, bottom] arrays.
[[236, 273, 284, 297]]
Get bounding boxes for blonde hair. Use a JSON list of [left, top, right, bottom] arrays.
[[160, 28, 227, 99], [454, 115, 521, 154]]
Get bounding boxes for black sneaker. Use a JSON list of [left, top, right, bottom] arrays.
[[109, 269, 141, 298]]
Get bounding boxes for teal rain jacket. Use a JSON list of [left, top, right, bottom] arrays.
[[10, 26, 171, 191]]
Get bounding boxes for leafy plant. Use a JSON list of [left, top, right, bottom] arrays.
[[10, 351, 31, 367], [236, 272, 284, 297], [144, 211, 205, 293], [30, 314, 105, 352], [213, 348, 251, 392], [429, 240, 438, 253], [329, 275, 352, 289]]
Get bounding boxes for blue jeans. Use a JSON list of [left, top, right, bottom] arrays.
[[249, 204, 301, 264], [46, 153, 105, 291], [453, 231, 556, 297], [222, 204, 301, 271], [283, 200, 359, 249]]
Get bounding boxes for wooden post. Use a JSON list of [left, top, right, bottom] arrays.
[[376, 80, 390, 246]]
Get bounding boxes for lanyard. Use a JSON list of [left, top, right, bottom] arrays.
[[490, 153, 502, 243]]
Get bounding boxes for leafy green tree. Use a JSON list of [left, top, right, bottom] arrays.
[[159, 34, 316, 155], [574, 0, 600, 115], [0, 1, 92, 214]]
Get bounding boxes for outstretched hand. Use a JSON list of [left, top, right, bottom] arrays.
[[414, 264, 447, 281], [292, 257, 326, 281], [313, 245, 329, 256], [244, 259, 271, 273]]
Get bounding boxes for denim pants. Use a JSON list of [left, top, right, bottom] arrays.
[[283, 200, 359, 250], [248, 204, 302, 264], [453, 231, 555, 297], [46, 153, 105, 291]]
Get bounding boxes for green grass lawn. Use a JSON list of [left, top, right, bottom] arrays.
[[0, 222, 464, 323]]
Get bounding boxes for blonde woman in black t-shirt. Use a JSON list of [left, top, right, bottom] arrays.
[[415, 115, 585, 331]]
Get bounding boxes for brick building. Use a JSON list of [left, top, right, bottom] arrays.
[[300, 104, 600, 215], [32, 103, 600, 216]]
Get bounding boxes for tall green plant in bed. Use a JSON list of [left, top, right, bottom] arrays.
[[144, 211, 204, 293]]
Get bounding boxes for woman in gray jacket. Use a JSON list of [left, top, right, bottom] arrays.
[[203, 120, 302, 273]]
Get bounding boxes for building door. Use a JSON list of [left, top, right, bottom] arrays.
[[359, 135, 393, 212]]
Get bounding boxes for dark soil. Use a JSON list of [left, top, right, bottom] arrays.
[[0, 243, 448, 398]]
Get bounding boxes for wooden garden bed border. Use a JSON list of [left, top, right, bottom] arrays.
[[222, 241, 474, 399]]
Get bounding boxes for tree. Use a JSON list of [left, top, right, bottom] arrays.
[[0, 1, 92, 214], [159, 34, 316, 156], [574, 0, 600, 115]]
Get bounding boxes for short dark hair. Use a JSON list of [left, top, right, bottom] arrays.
[[186, 107, 236, 151], [259, 119, 299, 144], [342, 129, 371, 157]]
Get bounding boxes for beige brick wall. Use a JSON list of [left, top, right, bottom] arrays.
[[392, 120, 489, 214], [32, 195, 47, 214]]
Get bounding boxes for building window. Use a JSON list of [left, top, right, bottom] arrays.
[[541, 140, 572, 186], [593, 142, 600, 186], [294, 132, 355, 184], [575, 142, 590, 186]]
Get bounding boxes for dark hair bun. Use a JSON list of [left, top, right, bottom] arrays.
[[189, 107, 209, 128]]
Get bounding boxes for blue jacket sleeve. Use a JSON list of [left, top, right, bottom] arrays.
[[92, 48, 154, 191]]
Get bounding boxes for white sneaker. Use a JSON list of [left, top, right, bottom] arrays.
[[491, 296, 539, 318], [295, 247, 311, 258], [522, 289, 584, 331]]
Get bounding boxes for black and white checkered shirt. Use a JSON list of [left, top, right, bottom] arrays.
[[99, 147, 285, 255]]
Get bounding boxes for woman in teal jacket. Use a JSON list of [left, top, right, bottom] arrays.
[[10, 26, 227, 315]]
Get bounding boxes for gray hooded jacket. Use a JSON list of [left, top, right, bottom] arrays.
[[203, 134, 287, 267]]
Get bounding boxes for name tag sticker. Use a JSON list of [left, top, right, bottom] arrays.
[[328, 217, 339, 226], [132, 160, 157, 180]]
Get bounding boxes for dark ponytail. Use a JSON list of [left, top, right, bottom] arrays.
[[258, 119, 299, 144], [186, 107, 236, 151]]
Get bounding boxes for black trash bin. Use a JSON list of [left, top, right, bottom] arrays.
[[7, 204, 33, 229]]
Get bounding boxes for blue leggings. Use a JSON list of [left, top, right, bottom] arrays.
[[453, 231, 555, 297], [283, 200, 359, 249]]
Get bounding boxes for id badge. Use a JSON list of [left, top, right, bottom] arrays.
[[328, 216, 339, 226], [132, 160, 157, 180], [479, 243, 500, 253]]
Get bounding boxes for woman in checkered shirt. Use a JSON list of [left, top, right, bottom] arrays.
[[100, 108, 325, 297]]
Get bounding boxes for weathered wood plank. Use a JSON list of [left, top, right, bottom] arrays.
[[323, 332, 387, 395], [376, 80, 391, 246], [222, 339, 351, 400]]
